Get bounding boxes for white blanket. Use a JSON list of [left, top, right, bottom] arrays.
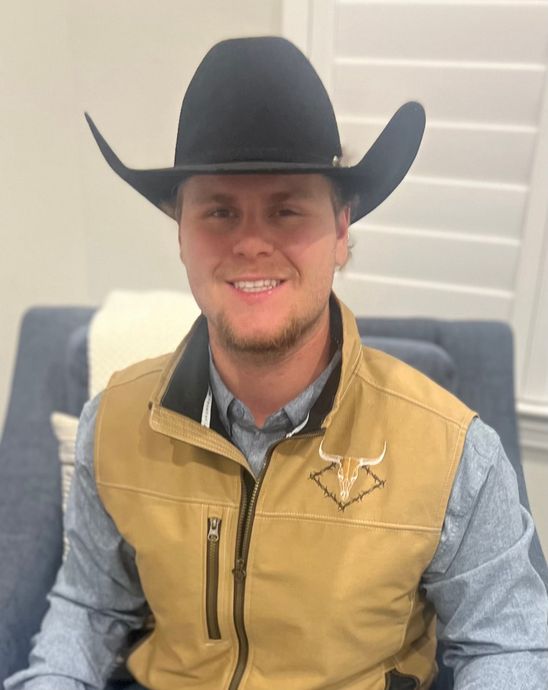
[[88, 290, 201, 397]]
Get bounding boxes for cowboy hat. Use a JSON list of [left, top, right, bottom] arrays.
[[85, 36, 425, 224]]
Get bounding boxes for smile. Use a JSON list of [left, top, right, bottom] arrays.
[[231, 279, 282, 293]]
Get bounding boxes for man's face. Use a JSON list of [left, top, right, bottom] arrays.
[[178, 174, 349, 358]]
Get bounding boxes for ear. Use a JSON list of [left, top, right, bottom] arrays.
[[177, 221, 187, 266], [335, 206, 350, 267], [337, 206, 351, 238]]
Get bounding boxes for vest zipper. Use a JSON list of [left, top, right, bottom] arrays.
[[206, 516, 222, 640], [228, 468, 259, 690], [228, 431, 323, 690]]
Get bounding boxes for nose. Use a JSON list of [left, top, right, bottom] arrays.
[[231, 214, 274, 259]]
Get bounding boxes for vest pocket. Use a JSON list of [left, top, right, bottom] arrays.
[[206, 516, 222, 640], [385, 669, 420, 690]]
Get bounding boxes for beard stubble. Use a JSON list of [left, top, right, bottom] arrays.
[[213, 300, 328, 364]]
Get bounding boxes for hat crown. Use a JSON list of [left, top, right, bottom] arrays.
[[174, 36, 342, 167]]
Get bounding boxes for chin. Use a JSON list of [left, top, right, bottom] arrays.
[[214, 309, 325, 358], [223, 328, 292, 355]]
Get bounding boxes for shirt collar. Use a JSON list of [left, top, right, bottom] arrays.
[[208, 348, 341, 435]]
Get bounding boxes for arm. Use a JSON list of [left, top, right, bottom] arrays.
[[4, 395, 150, 690], [423, 418, 548, 689]]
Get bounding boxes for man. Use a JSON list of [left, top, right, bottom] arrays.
[[6, 36, 548, 690]]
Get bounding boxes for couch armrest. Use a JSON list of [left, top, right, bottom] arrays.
[[0, 306, 94, 681]]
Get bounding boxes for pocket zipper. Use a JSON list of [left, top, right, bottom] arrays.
[[206, 516, 222, 639]]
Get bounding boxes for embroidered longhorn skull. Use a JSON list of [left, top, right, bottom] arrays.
[[319, 441, 387, 501]]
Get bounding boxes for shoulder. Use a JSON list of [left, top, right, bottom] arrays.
[[75, 392, 103, 470], [427, 417, 527, 577], [356, 344, 473, 427], [105, 352, 173, 390], [463, 415, 504, 459], [95, 353, 174, 434], [454, 417, 516, 510]]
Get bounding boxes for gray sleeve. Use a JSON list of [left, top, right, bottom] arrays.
[[4, 394, 149, 690], [423, 417, 548, 688]]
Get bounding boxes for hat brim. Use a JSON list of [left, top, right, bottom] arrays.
[[85, 101, 425, 224]]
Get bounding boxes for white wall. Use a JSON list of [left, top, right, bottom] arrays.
[[0, 0, 281, 434]]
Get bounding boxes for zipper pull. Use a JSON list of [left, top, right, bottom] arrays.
[[208, 517, 221, 542], [232, 558, 247, 582]]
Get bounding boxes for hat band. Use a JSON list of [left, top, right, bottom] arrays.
[[176, 145, 338, 167]]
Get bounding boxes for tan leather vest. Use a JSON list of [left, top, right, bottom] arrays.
[[95, 300, 475, 690]]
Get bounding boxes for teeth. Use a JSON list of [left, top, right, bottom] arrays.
[[233, 279, 281, 292]]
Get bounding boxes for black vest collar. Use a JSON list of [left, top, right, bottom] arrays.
[[160, 296, 343, 437]]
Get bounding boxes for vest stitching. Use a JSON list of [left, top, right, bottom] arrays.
[[108, 365, 166, 389], [433, 412, 471, 524], [356, 367, 469, 427], [323, 344, 362, 427], [395, 589, 420, 671], [150, 411, 245, 459], [95, 386, 108, 484], [96, 482, 239, 508], [254, 513, 440, 533]]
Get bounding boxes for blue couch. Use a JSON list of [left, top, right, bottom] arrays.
[[1, 306, 546, 688]]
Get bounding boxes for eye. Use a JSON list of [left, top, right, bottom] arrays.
[[275, 208, 299, 217], [209, 207, 235, 219]]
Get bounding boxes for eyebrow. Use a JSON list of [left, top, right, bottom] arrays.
[[190, 192, 235, 205], [269, 190, 317, 202]]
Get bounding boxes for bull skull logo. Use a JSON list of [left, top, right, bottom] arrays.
[[319, 440, 387, 501]]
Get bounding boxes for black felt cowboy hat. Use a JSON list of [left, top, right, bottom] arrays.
[[85, 36, 425, 224]]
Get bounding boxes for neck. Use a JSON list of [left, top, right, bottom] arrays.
[[209, 312, 332, 428]]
